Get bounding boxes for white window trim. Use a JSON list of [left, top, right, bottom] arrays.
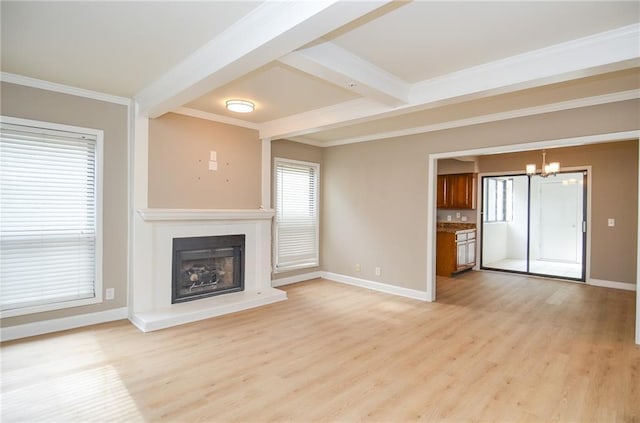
[[273, 157, 320, 273], [0, 115, 104, 318]]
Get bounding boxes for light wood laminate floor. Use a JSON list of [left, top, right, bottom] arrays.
[[1, 272, 639, 422]]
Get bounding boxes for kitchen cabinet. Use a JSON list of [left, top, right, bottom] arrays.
[[436, 173, 477, 209], [456, 231, 476, 270], [436, 228, 476, 277]]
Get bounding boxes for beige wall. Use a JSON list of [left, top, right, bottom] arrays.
[[437, 158, 477, 175], [148, 113, 261, 209], [322, 100, 640, 291], [479, 141, 638, 285], [271, 139, 324, 280], [1, 82, 129, 326]]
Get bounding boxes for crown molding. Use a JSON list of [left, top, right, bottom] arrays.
[[429, 130, 640, 160], [0, 72, 132, 106], [320, 89, 640, 147], [280, 136, 325, 147], [172, 107, 261, 130]]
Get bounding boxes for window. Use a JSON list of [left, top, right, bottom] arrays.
[[274, 158, 319, 272], [0, 117, 102, 317], [483, 177, 513, 222]]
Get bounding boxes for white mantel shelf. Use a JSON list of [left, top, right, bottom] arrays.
[[137, 208, 275, 221]]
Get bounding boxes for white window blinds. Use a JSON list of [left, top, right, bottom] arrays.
[[274, 158, 319, 272], [1, 120, 100, 314]]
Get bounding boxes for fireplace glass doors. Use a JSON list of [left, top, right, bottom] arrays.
[[172, 235, 245, 303]]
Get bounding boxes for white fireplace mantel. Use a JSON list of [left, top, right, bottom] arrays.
[[130, 208, 285, 332], [138, 208, 275, 222]]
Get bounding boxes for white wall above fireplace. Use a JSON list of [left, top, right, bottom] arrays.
[[130, 208, 286, 331]]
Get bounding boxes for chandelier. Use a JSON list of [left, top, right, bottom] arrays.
[[526, 150, 559, 178]]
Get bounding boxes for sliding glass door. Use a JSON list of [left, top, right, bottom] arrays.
[[529, 173, 585, 279], [481, 172, 586, 281]]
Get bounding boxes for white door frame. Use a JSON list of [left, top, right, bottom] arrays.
[[425, 130, 640, 345]]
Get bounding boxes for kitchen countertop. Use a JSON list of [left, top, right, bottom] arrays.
[[437, 222, 476, 233]]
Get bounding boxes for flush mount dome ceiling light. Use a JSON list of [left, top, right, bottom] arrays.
[[225, 99, 255, 113]]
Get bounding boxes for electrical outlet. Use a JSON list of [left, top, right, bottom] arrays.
[[461, 216, 468, 222], [106, 288, 115, 300], [456, 212, 461, 219], [446, 215, 452, 222], [375, 267, 381, 276], [355, 263, 361, 272], [608, 218, 615, 227]]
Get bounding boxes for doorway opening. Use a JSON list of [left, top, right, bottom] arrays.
[[480, 171, 587, 281]]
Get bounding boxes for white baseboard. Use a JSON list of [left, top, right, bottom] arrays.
[[322, 272, 429, 301], [0, 307, 129, 342], [272, 271, 323, 287], [587, 279, 637, 291], [273, 270, 429, 301]]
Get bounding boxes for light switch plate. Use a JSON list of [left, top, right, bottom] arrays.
[[447, 215, 452, 222], [608, 218, 615, 227]]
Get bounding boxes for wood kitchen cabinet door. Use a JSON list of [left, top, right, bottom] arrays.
[[449, 174, 475, 209], [437, 173, 476, 209]]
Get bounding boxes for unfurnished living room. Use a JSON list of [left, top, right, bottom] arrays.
[[1, 1, 639, 422]]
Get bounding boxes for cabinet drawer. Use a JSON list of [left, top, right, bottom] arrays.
[[456, 233, 467, 242], [467, 231, 476, 240]]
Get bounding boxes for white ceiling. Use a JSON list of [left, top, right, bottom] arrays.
[[184, 62, 359, 122], [1, 1, 261, 96], [329, 1, 640, 83], [1, 1, 639, 145]]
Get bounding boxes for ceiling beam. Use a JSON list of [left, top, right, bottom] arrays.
[[260, 23, 640, 140], [278, 41, 410, 106], [135, 0, 393, 118], [409, 23, 640, 105], [172, 107, 261, 131]]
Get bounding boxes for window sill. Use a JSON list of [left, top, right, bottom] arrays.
[[274, 262, 319, 274]]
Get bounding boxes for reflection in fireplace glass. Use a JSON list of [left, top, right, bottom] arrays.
[[179, 248, 235, 296]]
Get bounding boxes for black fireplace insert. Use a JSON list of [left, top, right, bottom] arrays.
[[172, 235, 245, 303]]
